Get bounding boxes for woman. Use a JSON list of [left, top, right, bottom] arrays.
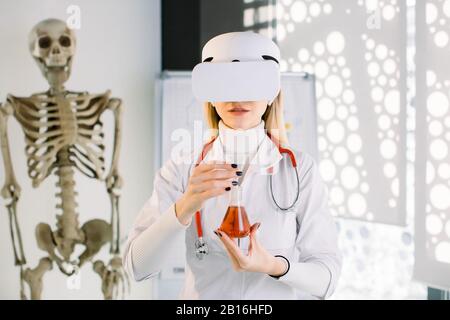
[[123, 32, 341, 299]]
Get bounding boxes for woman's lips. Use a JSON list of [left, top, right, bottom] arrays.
[[228, 110, 249, 115], [228, 107, 249, 115]]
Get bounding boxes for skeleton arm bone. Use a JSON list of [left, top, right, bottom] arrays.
[[0, 101, 21, 201], [105, 97, 123, 255], [105, 97, 122, 187], [0, 100, 26, 266]]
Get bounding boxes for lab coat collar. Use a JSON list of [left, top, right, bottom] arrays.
[[201, 130, 283, 175], [218, 119, 266, 155]]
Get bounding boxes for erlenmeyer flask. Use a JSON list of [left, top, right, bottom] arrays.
[[218, 184, 251, 238]]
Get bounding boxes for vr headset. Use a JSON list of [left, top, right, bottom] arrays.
[[192, 32, 281, 104]]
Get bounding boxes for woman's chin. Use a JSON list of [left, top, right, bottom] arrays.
[[224, 119, 249, 129]]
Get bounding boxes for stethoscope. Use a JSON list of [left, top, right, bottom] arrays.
[[193, 132, 300, 260]]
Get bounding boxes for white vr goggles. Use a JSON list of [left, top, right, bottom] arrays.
[[192, 32, 281, 104]]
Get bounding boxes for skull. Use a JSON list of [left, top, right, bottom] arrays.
[[28, 19, 76, 87]]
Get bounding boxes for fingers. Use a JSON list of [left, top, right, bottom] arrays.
[[191, 179, 234, 193], [193, 161, 238, 175], [214, 230, 244, 271], [214, 231, 242, 271], [188, 161, 241, 202], [248, 223, 261, 253], [199, 187, 230, 200], [249, 223, 261, 238], [215, 230, 247, 262], [190, 168, 239, 184]]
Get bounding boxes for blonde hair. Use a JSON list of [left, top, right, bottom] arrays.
[[203, 91, 289, 147]]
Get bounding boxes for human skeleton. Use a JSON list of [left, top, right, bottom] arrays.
[[0, 18, 127, 299]]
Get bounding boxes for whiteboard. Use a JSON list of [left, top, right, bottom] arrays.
[[153, 71, 317, 298]]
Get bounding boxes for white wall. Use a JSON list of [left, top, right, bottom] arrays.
[[0, 0, 160, 299]]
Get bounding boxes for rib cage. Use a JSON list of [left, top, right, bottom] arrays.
[[8, 91, 110, 187]]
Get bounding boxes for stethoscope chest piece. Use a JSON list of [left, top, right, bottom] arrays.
[[195, 237, 209, 260]]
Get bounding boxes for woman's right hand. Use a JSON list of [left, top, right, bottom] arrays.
[[175, 161, 241, 225]]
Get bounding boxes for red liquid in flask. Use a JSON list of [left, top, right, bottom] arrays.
[[219, 206, 251, 238], [218, 184, 251, 238]]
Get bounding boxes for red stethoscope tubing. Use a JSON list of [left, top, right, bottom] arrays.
[[193, 133, 297, 239]]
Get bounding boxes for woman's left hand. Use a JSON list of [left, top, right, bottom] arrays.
[[214, 223, 287, 276]]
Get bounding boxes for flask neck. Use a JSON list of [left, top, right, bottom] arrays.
[[229, 185, 242, 206]]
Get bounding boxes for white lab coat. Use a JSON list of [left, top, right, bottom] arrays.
[[123, 133, 342, 299]]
